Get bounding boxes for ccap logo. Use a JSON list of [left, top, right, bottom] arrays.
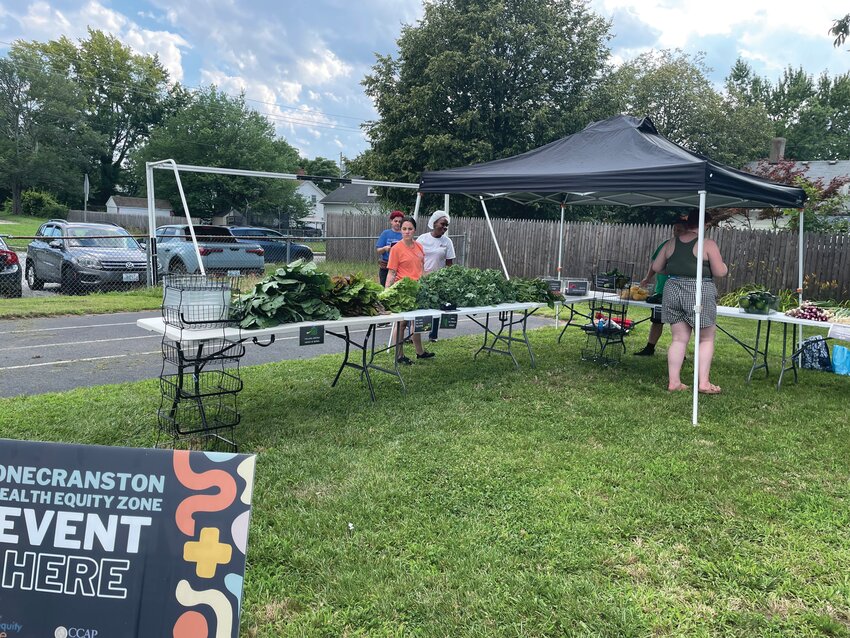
[[54, 628, 68, 638]]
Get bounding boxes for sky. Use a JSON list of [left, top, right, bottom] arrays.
[[2, 0, 850, 164]]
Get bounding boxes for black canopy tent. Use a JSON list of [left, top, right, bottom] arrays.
[[418, 115, 807, 424]]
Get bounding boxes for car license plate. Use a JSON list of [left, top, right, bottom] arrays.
[[123, 273, 140, 282], [227, 269, 241, 277]]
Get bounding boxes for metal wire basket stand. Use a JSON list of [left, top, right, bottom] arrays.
[[157, 274, 246, 451], [580, 260, 634, 367]]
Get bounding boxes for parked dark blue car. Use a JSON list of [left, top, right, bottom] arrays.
[[229, 226, 313, 264]]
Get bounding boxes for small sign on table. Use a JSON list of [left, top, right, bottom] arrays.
[[440, 314, 458, 329], [414, 316, 433, 333], [299, 325, 325, 345]]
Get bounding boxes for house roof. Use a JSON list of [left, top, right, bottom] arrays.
[[744, 160, 850, 185], [320, 181, 378, 205], [109, 196, 173, 209]]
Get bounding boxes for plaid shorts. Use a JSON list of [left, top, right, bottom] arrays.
[[661, 278, 717, 327]]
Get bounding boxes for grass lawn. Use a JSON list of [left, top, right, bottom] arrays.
[[0, 213, 47, 250], [0, 260, 376, 319], [2, 317, 849, 636]]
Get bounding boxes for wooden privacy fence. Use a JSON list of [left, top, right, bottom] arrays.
[[327, 213, 850, 300], [67, 210, 199, 231]]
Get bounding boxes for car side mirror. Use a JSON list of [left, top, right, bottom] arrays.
[[49, 239, 64, 249]]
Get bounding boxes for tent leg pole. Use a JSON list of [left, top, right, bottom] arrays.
[[557, 203, 565, 279], [480, 197, 509, 280], [412, 192, 422, 225], [444, 194, 450, 216], [692, 191, 707, 426], [797, 210, 804, 364], [556, 203, 566, 326], [146, 163, 157, 286]]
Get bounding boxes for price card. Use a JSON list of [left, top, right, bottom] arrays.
[[542, 278, 562, 293], [828, 323, 850, 342], [299, 325, 325, 346], [414, 316, 433, 333], [440, 314, 458, 329]]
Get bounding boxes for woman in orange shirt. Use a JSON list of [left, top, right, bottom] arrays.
[[386, 216, 433, 364]]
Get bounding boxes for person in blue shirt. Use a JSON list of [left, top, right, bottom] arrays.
[[376, 210, 404, 286]]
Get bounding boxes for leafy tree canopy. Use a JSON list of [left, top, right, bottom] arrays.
[[18, 29, 187, 204], [0, 47, 102, 215], [299, 156, 341, 192], [362, 0, 611, 191], [600, 50, 772, 167], [130, 86, 307, 224]]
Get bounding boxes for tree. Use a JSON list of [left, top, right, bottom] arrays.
[[729, 61, 850, 160], [831, 14, 850, 47], [362, 0, 611, 191], [0, 48, 101, 215], [299, 156, 341, 193], [721, 160, 849, 231], [20, 29, 187, 203], [130, 86, 307, 223], [600, 50, 773, 167]]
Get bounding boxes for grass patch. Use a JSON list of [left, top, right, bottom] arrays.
[[0, 286, 164, 319], [3, 317, 849, 636], [0, 260, 376, 320], [0, 214, 47, 249]]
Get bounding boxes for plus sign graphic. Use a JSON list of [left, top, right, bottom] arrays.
[[184, 527, 233, 578]]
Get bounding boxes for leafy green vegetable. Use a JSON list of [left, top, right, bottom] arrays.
[[234, 259, 340, 328], [378, 277, 420, 312], [325, 274, 385, 317], [510, 277, 561, 307], [417, 266, 513, 308]]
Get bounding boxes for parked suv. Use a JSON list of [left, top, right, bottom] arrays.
[[155, 225, 265, 275], [229, 226, 313, 263], [0, 236, 23, 297], [26, 221, 147, 294]]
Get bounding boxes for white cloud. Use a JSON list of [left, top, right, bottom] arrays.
[[5, 1, 188, 82], [301, 48, 353, 84]]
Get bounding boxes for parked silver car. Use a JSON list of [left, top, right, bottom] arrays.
[[26, 221, 147, 294], [155, 225, 265, 275]]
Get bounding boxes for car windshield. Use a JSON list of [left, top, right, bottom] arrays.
[[66, 227, 140, 250]]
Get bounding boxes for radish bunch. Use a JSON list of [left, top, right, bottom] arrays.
[[785, 302, 834, 322]]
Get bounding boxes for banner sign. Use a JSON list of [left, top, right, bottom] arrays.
[[440, 314, 458, 329], [0, 439, 256, 638], [299, 325, 325, 346]]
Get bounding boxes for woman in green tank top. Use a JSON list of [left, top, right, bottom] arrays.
[[651, 211, 728, 394]]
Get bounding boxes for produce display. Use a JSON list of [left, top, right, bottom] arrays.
[[325, 274, 384, 317], [235, 260, 340, 329], [510, 277, 562, 307], [417, 266, 514, 309], [784, 301, 845, 323], [377, 277, 420, 312], [233, 263, 563, 329], [597, 268, 631, 290], [738, 290, 778, 314], [619, 284, 650, 301], [417, 266, 561, 309]]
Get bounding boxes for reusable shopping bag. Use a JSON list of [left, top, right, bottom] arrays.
[[800, 336, 832, 372], [832, 344, 850, 376]]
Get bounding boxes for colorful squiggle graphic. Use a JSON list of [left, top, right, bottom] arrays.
[[237, 456, 256, 506], [173, 450, 237, 536], [175, 579, 233, 638], [173, 610, 209, 638]]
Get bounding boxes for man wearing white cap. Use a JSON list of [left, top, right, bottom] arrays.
[[417, 209, 456, 341]]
